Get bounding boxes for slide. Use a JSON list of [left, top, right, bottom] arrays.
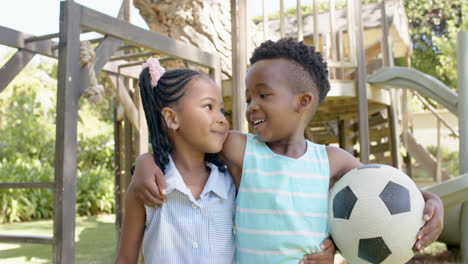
[[368, 67, 468, 247], [368, 66, 458, 115]]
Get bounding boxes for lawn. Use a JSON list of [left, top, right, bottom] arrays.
[[0, 214, 459, 263], [0, 214, 116, 264]]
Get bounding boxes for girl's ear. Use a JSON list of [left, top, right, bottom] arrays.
[[161, 107, 179, 131], [296, 92, 314, 112]]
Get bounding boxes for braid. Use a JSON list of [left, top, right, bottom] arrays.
[[205, 153, 226, 173], [139, 68, 226, 173]]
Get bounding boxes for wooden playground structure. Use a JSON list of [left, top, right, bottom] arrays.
[[0, 0, 467, 263]]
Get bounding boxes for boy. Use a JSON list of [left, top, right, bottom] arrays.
[[132, 38, 443, 263]]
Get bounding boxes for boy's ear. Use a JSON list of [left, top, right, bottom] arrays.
[[161, 107, 179, 131], [296, 92, 314, 112]]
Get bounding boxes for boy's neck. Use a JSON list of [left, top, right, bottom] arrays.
[[266, 134, 307, 159]]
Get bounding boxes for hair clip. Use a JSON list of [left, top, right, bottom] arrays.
[[142, 57, 166, 87]]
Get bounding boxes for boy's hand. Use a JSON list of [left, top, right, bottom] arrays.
[[131, 153, 167, 207], [414, 191, 444, 253], [300, 239, 335, 264]]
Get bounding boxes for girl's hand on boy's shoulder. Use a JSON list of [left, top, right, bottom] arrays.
[[131, 153, 167, 207], [300, 238, 335, 264], [414, 191, 444, 253]]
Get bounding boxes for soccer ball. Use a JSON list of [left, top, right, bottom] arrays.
[[329, 164, 425, 264]]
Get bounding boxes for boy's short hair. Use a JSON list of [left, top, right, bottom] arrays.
[[250, 38, 330, 104]]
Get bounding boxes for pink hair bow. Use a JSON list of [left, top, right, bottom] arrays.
[[142, 57, 166, 87]]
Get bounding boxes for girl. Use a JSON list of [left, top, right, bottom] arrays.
[[114, 58, 236, 264]]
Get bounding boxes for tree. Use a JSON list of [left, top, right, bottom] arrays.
[[403, 0, 468, 91]]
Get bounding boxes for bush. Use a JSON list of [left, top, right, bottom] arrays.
[[0, 55, 115, 223]]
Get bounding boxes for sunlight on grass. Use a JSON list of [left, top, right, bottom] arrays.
[[0, 214, 116, 264]]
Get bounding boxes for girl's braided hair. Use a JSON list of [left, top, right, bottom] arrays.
[[139, 67, 226, 173]]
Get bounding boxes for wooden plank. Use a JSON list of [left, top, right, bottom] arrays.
[[79, 36, 124, 96], [354, 0, 370, 164], [0, 26, 138, 79], [79, 5, 219, 70], [105, 73, 140, 131], [0, 182, 54, 189], [370, 142, 389, 154], [54, 2, 82, 263], [402, 131, 450, 181], [25, 32, 59, 43], [364, 41, 382, 62], [79, 36, 125, 95], [0, 49, 35, 93], [94, 36, 125, 75], [0, 26, 58, 58], [0, 235, 54, 244]]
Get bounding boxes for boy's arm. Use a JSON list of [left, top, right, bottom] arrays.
[[326, 145, 444, 253], [115, 184, 146, 264], [131, 153, 167, 207], [220, 130, 247, 188], [415, 190, 444, 252], [326, 146, 363, 189], [132, 130, 247, 205]]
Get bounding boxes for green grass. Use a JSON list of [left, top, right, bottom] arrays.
[[0, 214, 116, 264], [0, 214, 459, 263]]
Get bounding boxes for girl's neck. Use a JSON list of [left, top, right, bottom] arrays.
[[170, 148, 210, 200]]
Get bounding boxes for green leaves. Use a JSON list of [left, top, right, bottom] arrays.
[[0, 52, 115, 223], [404, 0, 468, 92]]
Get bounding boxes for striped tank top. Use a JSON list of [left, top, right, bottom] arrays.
[[235, 134, 330, 263]]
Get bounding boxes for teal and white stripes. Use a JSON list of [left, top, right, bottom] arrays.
[[235, 134, 330, 263]]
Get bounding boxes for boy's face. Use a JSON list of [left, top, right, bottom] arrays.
[[245, 58, 301, 142]]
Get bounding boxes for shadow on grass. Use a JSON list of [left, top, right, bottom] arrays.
[[0, 215, 117, 264]]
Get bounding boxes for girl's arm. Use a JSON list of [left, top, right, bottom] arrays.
[[115, 185, 146, 264]]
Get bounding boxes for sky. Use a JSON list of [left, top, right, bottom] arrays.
[[0, 0, 317, 36], [0, 0, 316, 56]]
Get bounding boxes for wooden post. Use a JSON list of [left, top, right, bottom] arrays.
[[280, 0, 285, 38], [402, 54, 412, 177], [313, 0, 319, 48], [381, 0, 401, 169], [113, 100, 124, 249], [457, 31, 468, 262], [134, 78, 148, 156], [231, 0, 248, 132], [354, 0, 370, 163], [436, 119, 442, 183], [54, 1, 81, 263], [297, 0, 303, 41], [263, 0, 268, 41]]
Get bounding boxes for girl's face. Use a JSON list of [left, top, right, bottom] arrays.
[[172, 76, 228, 153], [245, 58, 301, 142]]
